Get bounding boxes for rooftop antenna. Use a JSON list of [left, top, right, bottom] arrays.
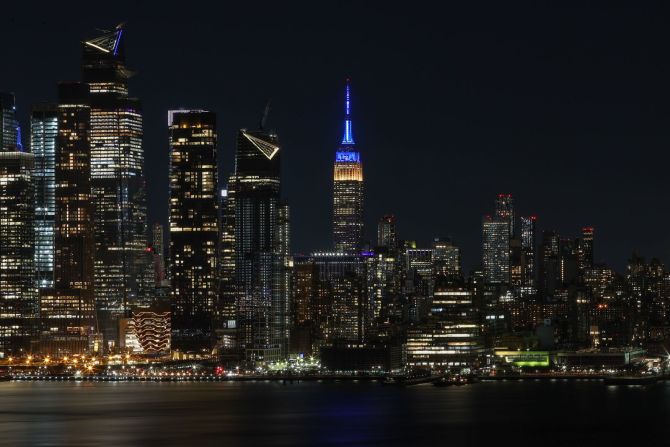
[[260, 98, 272, 131]]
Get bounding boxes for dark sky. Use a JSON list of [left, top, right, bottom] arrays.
[[3, 1, 670, 272]]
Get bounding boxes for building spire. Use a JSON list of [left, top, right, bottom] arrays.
[[341, 77, 355, 145]]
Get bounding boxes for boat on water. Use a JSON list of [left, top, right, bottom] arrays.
[[433, 375, 477, 387]]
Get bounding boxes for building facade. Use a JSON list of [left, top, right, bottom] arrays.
[[482, 215, 511, 285], [233, 126, 288, 362], [82, 26, 147, 343], [31, 104, 58, 291], [40, 83, 95, 355], [0, 152, 37, 355], [0, 93, 20, 152], [168, 110, 218, 351], [520, 215, 537, 288], [377, 215, 397, 250], [333, 79, 364, 253]]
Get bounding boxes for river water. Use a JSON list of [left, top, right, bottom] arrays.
[[0, 380, 667, 446]]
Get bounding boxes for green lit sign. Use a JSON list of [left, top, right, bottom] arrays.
[[495, 351, 550, 367]]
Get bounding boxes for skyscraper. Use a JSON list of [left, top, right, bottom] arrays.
[[495, 193, 515, 237], [168, 110, 218, 351], [152, 223, 166, 286], [0, 93, 20, 151], [82, 25, 146, 343], [482, 215, 511, 285], [218, 181, 238, 337], [576, 226, 594, 274], [405, 248, 435, 322], [233, 120, 289, 362], [519, 215, 537, 288], [377, 215, 397, 250], [333, 78, 364, 253], [539, 230, 561, 298], [432, 238, 462, 283], [40, 83, 95, 355], [31, 104, 58, 291], [0, 151, 37, 354], [293, 253, 369, 344]]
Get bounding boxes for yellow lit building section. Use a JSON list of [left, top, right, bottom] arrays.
[[333, 162, 363, 182]]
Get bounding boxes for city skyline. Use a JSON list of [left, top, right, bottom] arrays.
[[3, 5, 670, 445], [4, 3, 670, 272]]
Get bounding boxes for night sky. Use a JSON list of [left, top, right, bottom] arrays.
[[3, 2, 670, 272]]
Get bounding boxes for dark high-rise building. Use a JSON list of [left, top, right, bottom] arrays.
[[495, 193, 515, 237], [432, 238, 462, 283], [31, 104, 58, 291], [168, 110, 218, 351], [294, 253, 369, 344], [278, 202, 292, 353], [40, 83, 95, 354], [539, 230, 561, 299], [333, 79, 364, 253], [218, 180, 238, 334], [0, 93, 21, 151], [82, 25, 146, 342], [559, 237, 578, 286], [377, 215, 397, 251], [405, 248, 435, 322], [152, 223, 166, 286], [482, 215, 510, 285], [290, 259, 318, 355], [233, 121, 289, 362], [577, 226, 594, 274], [0, 151, 37, 354], [520, 215, 537, 288]]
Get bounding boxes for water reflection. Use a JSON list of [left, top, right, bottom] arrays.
[[0, 381, 666, 446]]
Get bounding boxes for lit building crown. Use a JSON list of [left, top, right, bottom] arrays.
[[341, 77, 355, 145], [83, 24, 124, 55]]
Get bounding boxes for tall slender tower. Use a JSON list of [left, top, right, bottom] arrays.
[[233, 116, 288, 362], [495, 194, 515, 237], [40, 83, 95, 355], [377, 215, 397, 251], [576, 226, 594, 275], [0, 148, 36, 354], [31, 104, 58, 291], [519, 215, 537, 288], [81, 25, 146, 344], [482, 215, 510, 285], [218, 179, 238, 335], [152, 223, 166, 286], [168, 110, 218, 351], [333, 78, 364, 253]]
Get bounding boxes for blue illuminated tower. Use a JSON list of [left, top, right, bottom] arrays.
[[333, 78, 364, 253]]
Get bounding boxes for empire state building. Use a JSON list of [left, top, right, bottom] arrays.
[[332, 78, 364, 253]]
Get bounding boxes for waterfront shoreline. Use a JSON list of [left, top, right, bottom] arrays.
[[6, 373, 667, 386]]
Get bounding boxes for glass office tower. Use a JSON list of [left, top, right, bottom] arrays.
[[0, 152, 37, 355], [233, 125, 289, 362], [81, 25, 146, 344], [31, 104, 58, 290]]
